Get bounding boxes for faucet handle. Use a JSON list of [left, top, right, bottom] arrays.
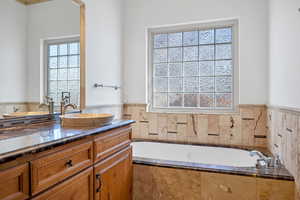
[[44, 96, 53, 103], [256, 158, 267, 168], [61, 92, 71, 103], [273, 155, 281, 167]]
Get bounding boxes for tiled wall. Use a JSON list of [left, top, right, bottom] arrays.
[[123, 104, 268, 148], [267, 107, 300, 199], [0, 103, 28, 118]]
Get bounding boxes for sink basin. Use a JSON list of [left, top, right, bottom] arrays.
[[60, 113, 114, 128], [3, 111, 49, 118]]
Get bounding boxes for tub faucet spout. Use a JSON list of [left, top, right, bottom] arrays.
[[250, 150, 273, 168]]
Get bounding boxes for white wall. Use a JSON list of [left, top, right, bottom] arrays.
[[83, 0, 123, 107], [0, 0, 124, 108], [122, 0, 269, 105], [26, 0, 80, 102], [0, 0, 27, 103], [269, 0, 300, 108]]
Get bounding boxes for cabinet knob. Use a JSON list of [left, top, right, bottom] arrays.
[[65, 160, 73, 167]]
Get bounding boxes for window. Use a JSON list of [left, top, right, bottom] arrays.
[[148, 20, 238, 113], [46, 38, 80, 106]]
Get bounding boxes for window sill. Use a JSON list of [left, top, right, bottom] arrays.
[[147, 106, 240, 115]]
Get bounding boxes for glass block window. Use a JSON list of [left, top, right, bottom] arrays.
[[47, 40, 80, 106], [149, 23, 237, 112]]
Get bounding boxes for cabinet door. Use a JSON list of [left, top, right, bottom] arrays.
[[94, 146, 132, 200], [201, 172, 256, 200], [0, 163, 29, 200], [33, 167, 93, 200]]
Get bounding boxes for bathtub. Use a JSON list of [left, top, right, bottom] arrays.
[[132, 141, 260, 168], [132, 141, 295, 200]]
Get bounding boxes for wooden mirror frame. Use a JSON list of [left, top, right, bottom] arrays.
[[18, 0, 86, 110], [73, 0, 86, 110]]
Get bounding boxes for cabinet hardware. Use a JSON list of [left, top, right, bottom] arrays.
[[96, 173, 102, 193], [65, 160, 73, 168]]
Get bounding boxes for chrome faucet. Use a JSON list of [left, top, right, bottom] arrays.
[[250, 150, 280, 168], [39, 96, 54, 114]]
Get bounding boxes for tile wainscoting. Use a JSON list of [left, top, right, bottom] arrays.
[[0, 102, 32, 118], [123, 104, 268, 148], [267, 106, 300, 199]]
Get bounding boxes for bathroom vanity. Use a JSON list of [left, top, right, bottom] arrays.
[[0, 120, 134, 200]]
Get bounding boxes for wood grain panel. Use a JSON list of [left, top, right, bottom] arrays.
[[31, 141, 93, 195], [0, 163, 29, 200], [32, 167, 93, 200], [94, 147, 133, 200], [93, 126, 131, 162]]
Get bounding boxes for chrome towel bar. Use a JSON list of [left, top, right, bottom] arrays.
[[94, 83, 120, 90]]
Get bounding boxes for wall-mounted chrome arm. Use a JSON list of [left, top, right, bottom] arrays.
[[94, 83, 120, 90]]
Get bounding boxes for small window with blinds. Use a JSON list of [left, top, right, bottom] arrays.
[[148, 20, 238, 113], [46, 38, 80, 106]]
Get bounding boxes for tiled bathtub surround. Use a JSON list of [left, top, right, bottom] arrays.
[[123, 104, 268, 148], [267, 106, 300, 199], [134, 164, 294, 200]]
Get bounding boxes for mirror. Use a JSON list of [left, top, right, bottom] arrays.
[[0, 0, 85, 120]]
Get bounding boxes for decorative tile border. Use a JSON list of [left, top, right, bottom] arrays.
[[123, 104, 268, 148], [267, 105, 300, 199]]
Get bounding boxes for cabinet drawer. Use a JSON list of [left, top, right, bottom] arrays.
[[94, 126, 131, 162], [33, 167, 93, 200], [0, 163, 29, 200], [31, 141, 93, 195]]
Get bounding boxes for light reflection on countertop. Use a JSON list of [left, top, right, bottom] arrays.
[[0, 120, 134, 161]]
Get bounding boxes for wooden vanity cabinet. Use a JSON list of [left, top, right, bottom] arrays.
[[0, 125, 133, 200], [0, 163, 29, 200], [94, 146, 133, 200]]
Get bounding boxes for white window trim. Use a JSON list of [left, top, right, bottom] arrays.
[[42, 36, 80, 104], [146, 19, 239, 114]]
